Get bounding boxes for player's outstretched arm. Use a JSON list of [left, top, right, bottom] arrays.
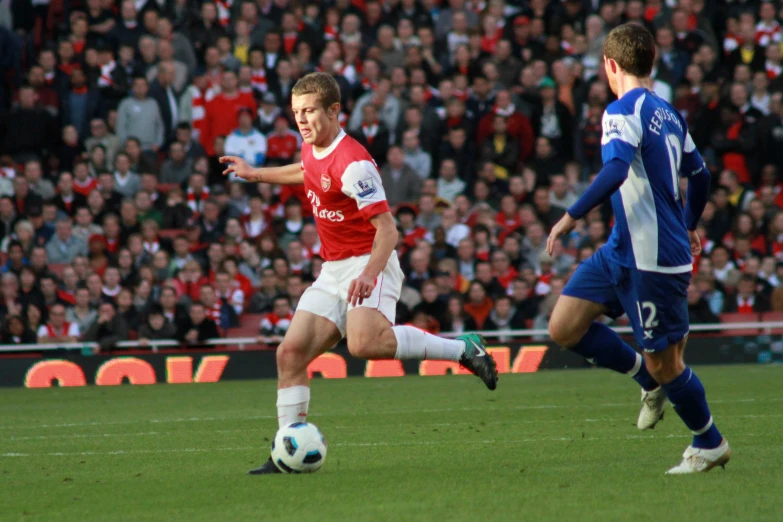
[[547, 157, 630, 255], [347, 211, 397, 307], [219, 156, 304, 185]]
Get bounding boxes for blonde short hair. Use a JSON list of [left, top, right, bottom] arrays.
[[292, 72, 341, 110]]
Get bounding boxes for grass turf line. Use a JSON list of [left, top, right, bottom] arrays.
[[0, 365, 781, 522]]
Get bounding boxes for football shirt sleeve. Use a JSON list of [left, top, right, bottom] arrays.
[[341, 160, 391, 219], [680, 132, 707, 178], [681, 132, 710, 231], [601, 108, 642, 165], [567, 158, 630, 220]]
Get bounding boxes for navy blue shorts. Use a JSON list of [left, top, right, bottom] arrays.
[[562, 247, 690, 352]]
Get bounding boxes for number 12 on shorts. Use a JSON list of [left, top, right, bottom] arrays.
[[637, 301, 659, 340]]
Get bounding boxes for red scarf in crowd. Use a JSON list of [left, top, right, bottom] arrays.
[[98, 60, 116, 87], [362, 122, 379, 144], [737, 296, 755, 314], [324, 25, 339, 41], [360, 77, 376, 92], [45, 322, 71, 337], [216, 0, 232, 26], [187, 187, 210, 215], [251, 68, 267, 92]]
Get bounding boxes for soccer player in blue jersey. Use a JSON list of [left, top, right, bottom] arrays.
[[546, 23, 730, 474]]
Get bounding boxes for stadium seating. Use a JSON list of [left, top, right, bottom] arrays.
[[718, 313, 762, 336], [760, 312, 783, 335]]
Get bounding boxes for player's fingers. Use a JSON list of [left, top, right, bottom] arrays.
[[358, 284, 372, 306], [545, 234, 553, 256], [219, 155, 239, 164], [222, 167, 234, 176], [347, 280, 358, 306]]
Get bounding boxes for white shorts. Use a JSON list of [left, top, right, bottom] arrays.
[[296, 253, 404, 337]]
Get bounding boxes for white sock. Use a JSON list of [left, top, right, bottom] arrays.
[[276, 385, 310, 429], [392, 325, 466, 361]]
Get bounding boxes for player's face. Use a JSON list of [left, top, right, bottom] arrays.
[[292, 93, 339, 147], [604, 56, 618, 95]]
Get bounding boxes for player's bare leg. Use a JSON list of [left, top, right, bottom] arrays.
[[548, 295, 607, 348], [345, 307, 498, 390], [249, 311, 342, 475], [549, 295, 664, 427], [644, 339, 730, 474]]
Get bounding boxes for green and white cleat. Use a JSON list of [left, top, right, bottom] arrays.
[[456, 333, 498, 390]]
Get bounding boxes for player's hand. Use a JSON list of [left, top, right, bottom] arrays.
[[688, 230, 702, 256], [347, 274, 376, 307], [546, 213, 577, 256], [220, 155, 254, 181]]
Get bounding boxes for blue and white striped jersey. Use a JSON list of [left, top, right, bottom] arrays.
[[601, 87, 707, 274]]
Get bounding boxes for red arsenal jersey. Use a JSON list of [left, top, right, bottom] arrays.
[[300, 130, 390, 261]]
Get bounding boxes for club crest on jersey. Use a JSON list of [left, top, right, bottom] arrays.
[[604, 117, 626, 137], [354, 178, 376, 198], [321, 173, 331, 191]]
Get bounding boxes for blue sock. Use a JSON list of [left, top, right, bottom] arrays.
[[571, 322, 659, 391], [662, 367, 723, 449]]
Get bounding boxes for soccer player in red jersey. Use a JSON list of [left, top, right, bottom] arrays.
[[221, 73, 498, 474]]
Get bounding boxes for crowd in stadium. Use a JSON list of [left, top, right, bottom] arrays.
[[0, 0, 782, 349]]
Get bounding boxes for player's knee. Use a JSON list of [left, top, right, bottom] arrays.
[[644, 348, 686, 385], [346, 332, 376, 360], [276, 341, 309, 373], [548, 317, 578, 348]]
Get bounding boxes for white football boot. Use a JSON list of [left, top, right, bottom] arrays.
[[666, 439, 731, 475], [637, 387, 666, 430]]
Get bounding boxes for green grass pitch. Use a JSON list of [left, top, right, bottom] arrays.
[[1, 365, 782, 522]]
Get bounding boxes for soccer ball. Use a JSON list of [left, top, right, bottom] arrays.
[[271, 422, 327, 473]]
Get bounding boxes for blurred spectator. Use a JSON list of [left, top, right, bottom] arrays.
[[3, 85, 58, 160], [0, 315, 38, 344], [67, 286, 98, 333], [112, 153, 141, 198], [259, 294, 294, 337], [45, 217, 87, 264], [224, 107, 267, 173], [179, 302, 220, 345], [25, 160, 55, 201], [84, 301, 130, 351], [1, 314, 37, 344], [116, 77, 164, 153], [380, 146, 422, 207], [138, 304, 178, 345], [349, 103, 391, 165], [148, 61, 183, 142], [37, 303, 79, 343], [202, 70, 257, 155], [723, 274, 771, 313]]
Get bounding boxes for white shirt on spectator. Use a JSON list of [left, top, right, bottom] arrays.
[[222, 288, 245, 317], [437, 177, 466, 202], [445, 223, 471, 248], [225, 128, 267, 168], [751, 93, 770, 115], [550, 191, 578, 210]]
